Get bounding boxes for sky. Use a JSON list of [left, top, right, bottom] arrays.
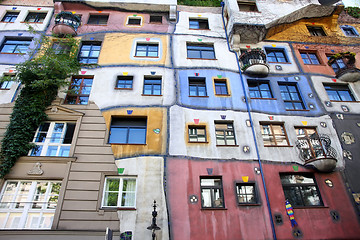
[[342, 0, 360, 7]]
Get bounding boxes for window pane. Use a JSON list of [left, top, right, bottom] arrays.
[[201, 189, 212, 207], [109, 127, 128, 143], [128, 128, 146, 144]]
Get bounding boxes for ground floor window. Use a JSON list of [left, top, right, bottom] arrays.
[[102, 177, 137, 208], [200, 177, 224, 208]]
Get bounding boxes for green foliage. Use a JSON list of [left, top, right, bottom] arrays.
[[178, 0, 222, 7], [0, 35, 81, 178], [345, 7, 360, 19], [327, 51, 356, 65]]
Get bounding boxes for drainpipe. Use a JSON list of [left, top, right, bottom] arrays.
[[220, 2, 277, 239]]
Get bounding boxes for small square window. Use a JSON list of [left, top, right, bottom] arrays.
[[102, 177, 136, 208], [78, 42, 101, 64], [116, 76, 133, 89], [187, 43, 215, 59], [237, 1, 258, 11], [189, 18, 209, 30], [307, 26, 326, 36], [214, 79, 228, 95], [2, 12, 19, 23], [200, 177, 224, 208], [215, 121, 236, 146], [0, 38, 32, 54], [150, 15, 162, 24], [109, 117, 147, 144], [0, 74, 15, 89], [300, 51, 320, 65], [248, 80, 273, 99], [25, 12, 47, 23], [323, 84, 355, 102], [135, 43, 159, 57], [143, 76, 161, 95], [127, 17, 141, 26], [189, 77, 207, 97], [265, 48, 288, 63], [260, 123, 289, 146], [87, 14, 108, 25], [341, 26, 359, 37], [236, 183, 258, 204], [188, 126, 207, 143]]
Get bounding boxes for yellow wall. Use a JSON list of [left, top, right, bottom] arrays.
[[102, 107, 167, 158], [98, 33, 169, 65]]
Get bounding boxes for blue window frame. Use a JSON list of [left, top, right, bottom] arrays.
[[248, 80, 273, 99], [78, 42, 101, 64], [135, 43, 159, 57], [187, 43, 215, 59], [189, 77, 207, 96], [116, 76, 133, 89], [109, 117, 147, 144], [340, 25, 359, 37], [278, 83, 305, 110], [1, 12, 19, 22], [265, 48, 288, 63], [0, 38, 31, 54], [143, 77, 161, 95]]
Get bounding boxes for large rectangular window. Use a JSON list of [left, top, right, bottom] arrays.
[[265, 48, 288, 63], [323, 84, 355, 102], [65, 76, 93, 105], [200, 177, 224, 208], [280, 174, 323, 207], [1, 12, 19, 23], [189, 77, 207, 97], [78, 42, 101, 64], [0, 38, 31, 54], [135, 43, 159, 57], [278, 83, 305, 110], [261, 123, 289, 146], [215, 121, 236, 146], [30, 122, 76, 157], [187, 43, 215, 59], [102, 177, 136, 208], [248, 80, 273, 99], [0, 180, 61, 229], [143, 77, 161, 95], [300, 51, 320, 65], [87, 14, 108, 25], [109, 117, 147, 144], [25, 12, 47, 23]]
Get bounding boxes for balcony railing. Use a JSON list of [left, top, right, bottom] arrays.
[[328, 52, 360, 82], [52, 11, 81, 37], [295, 134, 337, 172], [239, 49, 269, 77]]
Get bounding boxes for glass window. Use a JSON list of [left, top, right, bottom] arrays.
[[1, 12, 19, 23], [261, 123, 289, 146], [135, 43, 159, 57], [265, 48, 288, 63], [189, 18, 209, 30], [187, 43, 215, 59], [0, 75, 15, 89], [0, 180, 61, 229], [237, 1, 258, 11], [295, 127, 325, 161], [127, 17, 141, 25], [30, 122, 76, 157], [341, 26, 359, 37], [0, 38, 31, 54], [143, 77, 161, 95], [102, 177, 136, 208], [236, 183, 258, 204], [188, 126, 207, 143], [87, 14, 108, 25], [214, 80, 228, 95], [109, 117, 147, 144], [25, 12, 47, 23], [280, 174, 323, 207], [326, 55, 346, 73], [323, 84, 355, 102], [78, 42, 101, 64], [215, 121, 236, 146], [65, 76, 93, 105], [248, 80, 273, 99], [189, 77, 207, 96], [278, 83, 305, 110], [307, 26, 326, 36], [300, 51, 320, 65], [200, 177, 224, 208], [149, 16, 162, 24], [116, 76, 133, 89], [51, 42, 71, 55]]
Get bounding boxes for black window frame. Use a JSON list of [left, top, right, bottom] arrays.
[[116, 76, 133, 89], [307, 26, 327, 36], [109, 117, 147, 145], [143, 76, 162, 96], [215, 121, 236, 146], [188, 125, 207, 143], [265, 48, 289, 63], [78, 42, 101, 64], [280, 173, 323, 207], [149, 15, 162, 24], [24, 12, 47, 23], [214, 79, 229, 95], [235, 182, 260, 205], [87, 14, 109, 25], [323, 83, 356, 102], [127, 17, 141, 25], [135, 43, 159, 58], [200, 177, 225, 209], [1, 12, 19, 23], [248, 80, 273, 99], [189, 18, 209, 30], [186, 43, 216, 59], [64, 76, 93, 105], [278, 82, 306, 110], [188, 77, 207, 97], [0, 38, 32, 54]]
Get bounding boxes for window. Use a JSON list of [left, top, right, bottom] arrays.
[[280, 174, 323, 207], [187, 43, 215, 59], [278, 83, 305, 110], [0, 180, 61, 229], [200, 177, 224, 208], [78, 42, 101, 64], [236, 183, 258, 204], [1, 12, 19, 23], [116, 76, 133, 89], [0, 38, 31, 54], [237, 1, 258, 11], [189, 18, 209, 30], [248, 80, 273, 99], [143, 76, 161, 95], [0, 75, 15, 89], [51, 42, 71, 55], [326, 55, 346, 73], [149, 16, 162, 24], [323, 84, 355, 102], [64, 76, 93, 105], [30, 122, 75, 157], [87, 14, 108, 25], [102, 177, 136, 208], [307, 26, 326, 36], [109, 117, 147, 144], [25, 12, 46, 23], [215, 121, 236, 146], [295, 127, 325, 161], [265, 48, 288, 63], [341, 26, 359, 37], [260, 123, 289, 146], [189, 77, 207, 96], [135, 43, 159, 57], [214, 79, 228, 95], [300, 51, 320, 65], [127, 17, 141, 25], [188, 126, 207, 142]]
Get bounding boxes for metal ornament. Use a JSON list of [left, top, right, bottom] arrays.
[[341, 132, 355, 145], [189, 195, 198, 204], [320, 122, 327, 128]]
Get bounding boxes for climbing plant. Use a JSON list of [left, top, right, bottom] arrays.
[[345, 7, 360, 19], [0, 34, 81, 178], [178, 0, 221, 7]]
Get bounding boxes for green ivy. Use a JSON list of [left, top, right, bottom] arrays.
[[0, 34, 81, 178], [178, 0, 222, 7], [345, 7, 360, 19]]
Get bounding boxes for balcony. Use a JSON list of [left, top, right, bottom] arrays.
[[239, 49, 269, 77], [328, 52, 360, 82], [295, 134, 337, 172], [52, 12, 81, 37]]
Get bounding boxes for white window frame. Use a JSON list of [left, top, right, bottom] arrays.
[[126, 16, 143, 27], [101, 177, 137, 208], [0, 180, 61, 229], [29, 122, 75, 157]]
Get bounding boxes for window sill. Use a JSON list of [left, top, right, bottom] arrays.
[[201, 208, 227, 210], [141, 94, 162, 96], [330, 100, 358, 103], [285, 109, 310, 112], [268, 62, 291, 64], [303, 63, 324, 66], [237, 203, 261, 206], [189, 95, 209, 98], [115, 87, 133, 90], [189, 28, 210, 31], [101, 207, 136, 211], [264, 145, 293, 147], [85, 24, 108, 26], [292, 205, 328, 209], [251, 98, 277, 100], [134, 56, 159, 58], [126, 24, 142, 27], [0, 88, 10, 90], [216, 144, 239, 147], [0, 21, 15, 23], [19, 156, 77, 163], [109, 143, 146, 145], [20, 22, 43, 24], [188, 141, 209, 144], [187, 58, 217, 60], [215, 94, 231, 97], [0, 52, 22, 55]]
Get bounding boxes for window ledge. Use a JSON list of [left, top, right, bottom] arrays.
[[189, 28, 210, 31], [101, 207, 136, 211], [18, 156, 77, 163], [0, 22, 15, 23], [215, 94, 231, 97], [329, 100, 358, 103], [110, 143, 146, 145], [201, 208, 227, 210], [216, 144, 239, 147], [85, 24, 108, 26], [0, 88, 10, 90], [251, 98, 277, 100], [188, 141, 209, 144], [0, 52, 22, 55], [20, 22, 43, 24], [187, 58, 217, 60], [285, 109, 310, 112], [141, 94, 162, 96], [264, 145, 293, 147], [189, 95, 209, 98], [292, 205, 328, 209], [134, 56, 159, 58], [237, 203, 261, 206], [268, 62, 291, 64], [114, 88, 133, 90]]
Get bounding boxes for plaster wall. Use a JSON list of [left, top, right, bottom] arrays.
[[114, 156, 169, 240], [0, 0, 53, 7], [0, 6, 53, 32], [0, 67, 19, 104], [169, 105, 257, 160]]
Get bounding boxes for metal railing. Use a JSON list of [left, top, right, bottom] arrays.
[[239, 49, 268, 71], [54, 11, 81, 31]]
